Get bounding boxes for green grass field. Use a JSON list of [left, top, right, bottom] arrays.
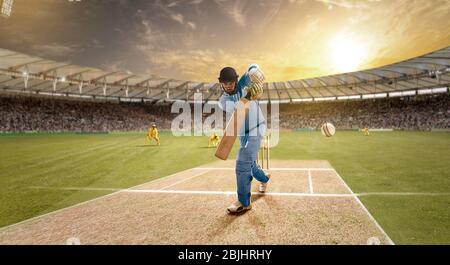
[[0, 131, 449, 244]]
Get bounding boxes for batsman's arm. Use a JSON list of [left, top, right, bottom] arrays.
[[240, 64, 265, 100]]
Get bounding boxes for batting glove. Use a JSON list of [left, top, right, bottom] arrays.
[[245, 82, 263, 100], [248, 67, 265, 84]]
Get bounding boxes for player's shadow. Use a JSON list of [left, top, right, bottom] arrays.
[[135, 145, 159, 148], [206, 193, 271, 240]]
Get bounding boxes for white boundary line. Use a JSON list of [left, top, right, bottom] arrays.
[[27, 186, 450, 197], [270, 168, 335, 171], [26, 187, 355, 197], [358, 192, 450, 196], [158, 170, 208, 190], [332, 170, 396, 245], [28, 186, 120, 192], [308, 170, 314, 194], [125, 189, 355, 197], [0, 167, 204, 233], [194, 167, 335, 171]]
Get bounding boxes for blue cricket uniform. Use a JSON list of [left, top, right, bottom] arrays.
[[218, 64, 270, 207]]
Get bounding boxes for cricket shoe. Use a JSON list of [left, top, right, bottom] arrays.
[[227, 201, 252, 214], [259, 173, 271, 193]]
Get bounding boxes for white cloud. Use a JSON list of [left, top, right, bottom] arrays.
[[90, 39, 104, 49], [153, 1, 197, 29], [138, 19, 168, 50], [137, 47, 321, 82], [214, 0, 247, 27], [170, 13, 184, 24], [314, 0, 381, 9], [187, 21, 197, 30], [31, 43, 83, 58], [167, 1, 179, 7], [189, 0, 203, 4], [254, 1, 282, 32], [100, 60, 126, 72], [289, 0, 307, 4]]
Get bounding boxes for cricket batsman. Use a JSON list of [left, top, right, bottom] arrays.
[[218, 64, 271, 214], [146, 124, 160, 145], [208, 132, 221, 148]]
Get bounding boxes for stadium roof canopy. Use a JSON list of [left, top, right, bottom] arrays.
[[0, 46, 449, 104]]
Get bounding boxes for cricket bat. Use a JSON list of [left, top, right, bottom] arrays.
[[215, 98, 250, 160]]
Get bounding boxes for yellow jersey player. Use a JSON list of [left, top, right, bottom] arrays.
[[146, 124, 160, 145], [208, 132, 220, 147], [363, 127, 370, 136]]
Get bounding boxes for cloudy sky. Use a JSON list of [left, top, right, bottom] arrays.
[[0, 0, 449, 82]]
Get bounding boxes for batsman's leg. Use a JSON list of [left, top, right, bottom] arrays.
[[235, 135, 252, 207], [252, 161, 269, 183], [251, 135, 268, 182], [235, 136, 262, 206], [235, 159, 252, 207]]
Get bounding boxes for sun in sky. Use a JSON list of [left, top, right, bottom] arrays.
[[328, 34, 367, 73]]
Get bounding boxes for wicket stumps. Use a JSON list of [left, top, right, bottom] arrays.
[[257, 135, 270, 170]]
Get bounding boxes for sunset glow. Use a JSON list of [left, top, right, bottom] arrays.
[[0, 0, 449, 82]]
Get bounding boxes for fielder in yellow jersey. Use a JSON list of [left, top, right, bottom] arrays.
[[146, 124, 160, 145], [363, 127, 370, 136], [208, 132, 220, 147]]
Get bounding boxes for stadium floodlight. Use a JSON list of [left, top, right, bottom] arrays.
[[389, 90, 416, 98], [362, 94, 375, 99], [376, 93, 387, 98], [418, 87, 447, 95], [1, 0, 13, 18], [432, 87, 448, 94], [314, 97, 336, 101], [337, 95, 360, 100], [418, 89, 432, 95], [292, 98, 313, 102]]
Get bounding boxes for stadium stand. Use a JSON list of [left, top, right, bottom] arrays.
[[279, 93, 449, 130], [0, 94, 173, 132], [0, 46, 449, 132], [0, 93, 448, 132]]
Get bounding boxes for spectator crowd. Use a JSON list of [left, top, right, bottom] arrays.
[[0, 95, 173, 132], [0, 93, 448, 132], [279, 94, 449, 130]]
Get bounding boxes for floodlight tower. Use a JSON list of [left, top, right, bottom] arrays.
[[1, 0, 13, 18]]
